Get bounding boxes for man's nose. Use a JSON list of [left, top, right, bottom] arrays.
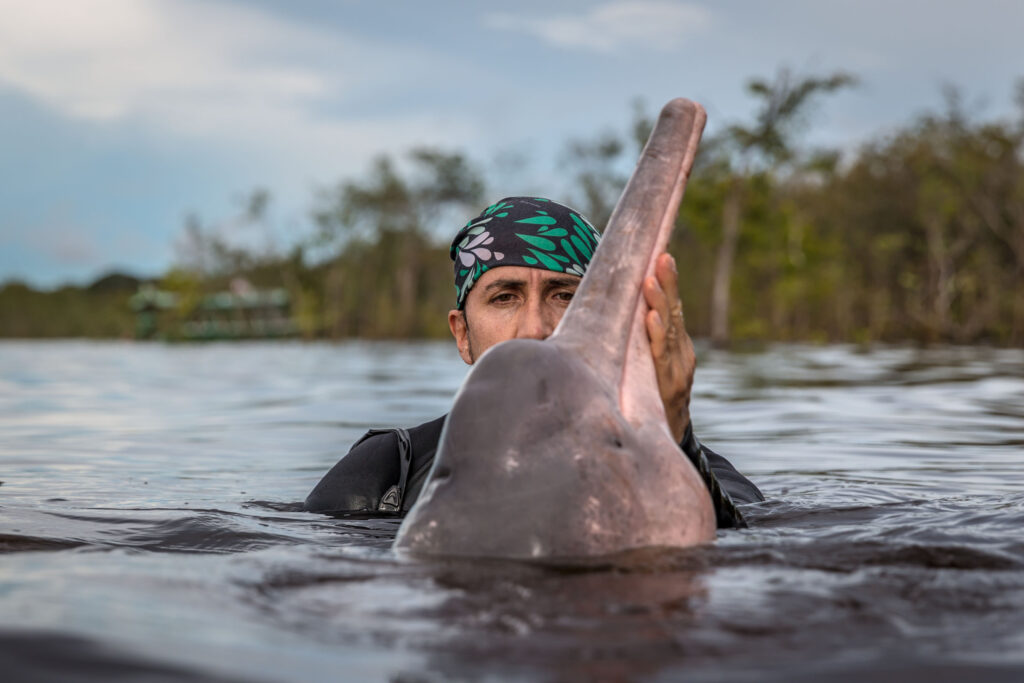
[[517, 299, 554, 340]]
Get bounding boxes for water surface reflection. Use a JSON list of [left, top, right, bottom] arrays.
[[1, 341, 1022, 681]]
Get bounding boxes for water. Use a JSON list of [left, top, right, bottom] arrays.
[[2, 340, 1023, 682]]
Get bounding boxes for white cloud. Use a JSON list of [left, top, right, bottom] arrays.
[[484, 1, 711, 53], [0, 0, 333, 123], [0, 0, 476, 175]]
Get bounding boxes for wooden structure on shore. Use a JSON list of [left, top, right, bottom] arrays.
[[130, 279, 298, 340]]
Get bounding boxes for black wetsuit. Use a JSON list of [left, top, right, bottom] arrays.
[[304, 415, 764, 529]]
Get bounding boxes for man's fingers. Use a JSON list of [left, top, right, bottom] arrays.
[[655, 254, 684, 322], [643, 253, 694, 443], [646, 309, 666, 360], [655, 253, 676, 290], [643, 275, 670, 325], [646, 259, 685, 352]]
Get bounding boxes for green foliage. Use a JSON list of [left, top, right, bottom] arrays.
[[793, 89, 1024, 345], [703, 68, 858, 345], [310, 148, 484, 338], [730, 69, 858, 169], [5, 78, 1023, 346], [0, 279, 136, 338]]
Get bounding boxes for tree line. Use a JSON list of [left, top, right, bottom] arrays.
[[2, 70, 1022, 346]]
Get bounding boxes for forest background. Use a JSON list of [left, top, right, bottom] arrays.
[[3, 70, 1023, 347]]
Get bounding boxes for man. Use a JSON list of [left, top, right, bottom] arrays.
[[304, 197, 762, 527]]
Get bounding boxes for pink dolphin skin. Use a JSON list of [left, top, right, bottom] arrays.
[[394, 99, 714, 559]]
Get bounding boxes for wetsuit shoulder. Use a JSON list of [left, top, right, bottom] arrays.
[[303, 415, 446, 514], [701, 442, 765, 505], [401, 415, 446, 511]]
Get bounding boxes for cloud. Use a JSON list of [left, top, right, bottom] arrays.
[[0, 0, 332, 123], [23, 220, 100, 266], [0, 0, 476, 175], [484, 1, 711, 53]]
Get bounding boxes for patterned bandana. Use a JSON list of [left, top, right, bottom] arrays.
[[450, 197, 602, 309]]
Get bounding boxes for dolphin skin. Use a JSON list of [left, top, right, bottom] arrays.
[[394, 99, 714, 559]]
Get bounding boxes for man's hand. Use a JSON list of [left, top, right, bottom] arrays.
[[643, 253, 696, 443]]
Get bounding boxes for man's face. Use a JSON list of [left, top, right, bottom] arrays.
[[447, 266, 582, 364]]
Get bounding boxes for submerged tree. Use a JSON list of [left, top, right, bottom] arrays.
[[708, 69, 856, 346], [802, 83, 1024, 344], [312, 149, 485, 337]]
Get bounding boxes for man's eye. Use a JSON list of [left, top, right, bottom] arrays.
[[554, 290, 575, 302], [490, 293, 516, 304]]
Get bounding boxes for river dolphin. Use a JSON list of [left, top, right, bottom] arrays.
[[394, 99, 714, 558]]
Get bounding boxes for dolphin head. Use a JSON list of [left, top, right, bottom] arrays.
[[394, 99, 716, 559], [395, 339, 660, 558]]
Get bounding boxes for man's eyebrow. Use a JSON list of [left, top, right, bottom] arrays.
[[482, 275, 582, 293], [483, 278, 527, 292], [545, 277, 581, 289]]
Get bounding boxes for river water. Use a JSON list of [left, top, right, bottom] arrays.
[[1, 340, 1023, 682]]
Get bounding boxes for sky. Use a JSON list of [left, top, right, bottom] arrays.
[[1, 0, 1021, 288]]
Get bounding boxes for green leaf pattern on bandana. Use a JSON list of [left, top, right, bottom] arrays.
[[514, 209, 598, 277], [451, 197, 601, 308], [480, 200, 513, 219]]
